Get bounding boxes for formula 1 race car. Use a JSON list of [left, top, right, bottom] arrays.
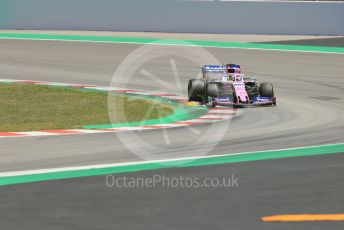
[[188, 64, 276, 107]]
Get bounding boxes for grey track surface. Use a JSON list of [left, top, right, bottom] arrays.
[[1, 153, 344, 230], [0, 38, 343, 229], [0, 39, 343, 172], [261, 36, 344, 47]]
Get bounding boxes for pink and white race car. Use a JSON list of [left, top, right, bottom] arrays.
[[188, 64, 276, 107]]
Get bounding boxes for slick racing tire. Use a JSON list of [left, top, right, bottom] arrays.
[[188, 79, 205, 102], [206, 82, 219, 98], [259, 82, 274, 97]]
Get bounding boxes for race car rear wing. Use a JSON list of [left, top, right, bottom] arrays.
[[202, 65, 225, 80]]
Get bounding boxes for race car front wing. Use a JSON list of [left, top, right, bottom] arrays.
[[212, 96, 276, 106]]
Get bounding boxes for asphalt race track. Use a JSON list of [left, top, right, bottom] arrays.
[[0, 37, 343, 229]]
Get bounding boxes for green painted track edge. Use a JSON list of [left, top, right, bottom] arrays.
[[0, 143, 343, 187], [0, 33, 344, 54], [84, 93, 208, 129]]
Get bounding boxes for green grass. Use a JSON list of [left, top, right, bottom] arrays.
[[0, 84, 174, 132]]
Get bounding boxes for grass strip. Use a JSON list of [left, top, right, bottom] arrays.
[[0, 83, 173, 132]]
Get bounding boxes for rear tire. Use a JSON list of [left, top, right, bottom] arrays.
[[259, 82, 274, 97], [188, 79, 205, 102]]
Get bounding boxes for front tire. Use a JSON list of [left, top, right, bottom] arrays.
[[259, 82, 274, 97], [188, 79, 205, 102]]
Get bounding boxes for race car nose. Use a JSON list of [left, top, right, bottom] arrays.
[[238, 95, 248, 102]]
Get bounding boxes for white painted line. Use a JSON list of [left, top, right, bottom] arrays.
[[161, 95, 187, 100], [65, 129, 110, 134], [101, 87, 125, 91], [0, 79, 22, 82], [178, 119, 213, 123], [161, 123, 188, 128], [0, 142, 342, 178], [200, 114, 233, 119], [208, 109, 237, 114], [37, 82, 73, 87], [83, 86, 112, 91], [104, 127, 151, 131], [125, 91, 154, 96], [14, 131, 59, 136]]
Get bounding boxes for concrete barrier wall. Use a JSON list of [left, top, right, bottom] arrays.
[[0, 0, 343, 35]]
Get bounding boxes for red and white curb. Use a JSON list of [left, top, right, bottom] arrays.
[[0, 79, 238, 138]]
